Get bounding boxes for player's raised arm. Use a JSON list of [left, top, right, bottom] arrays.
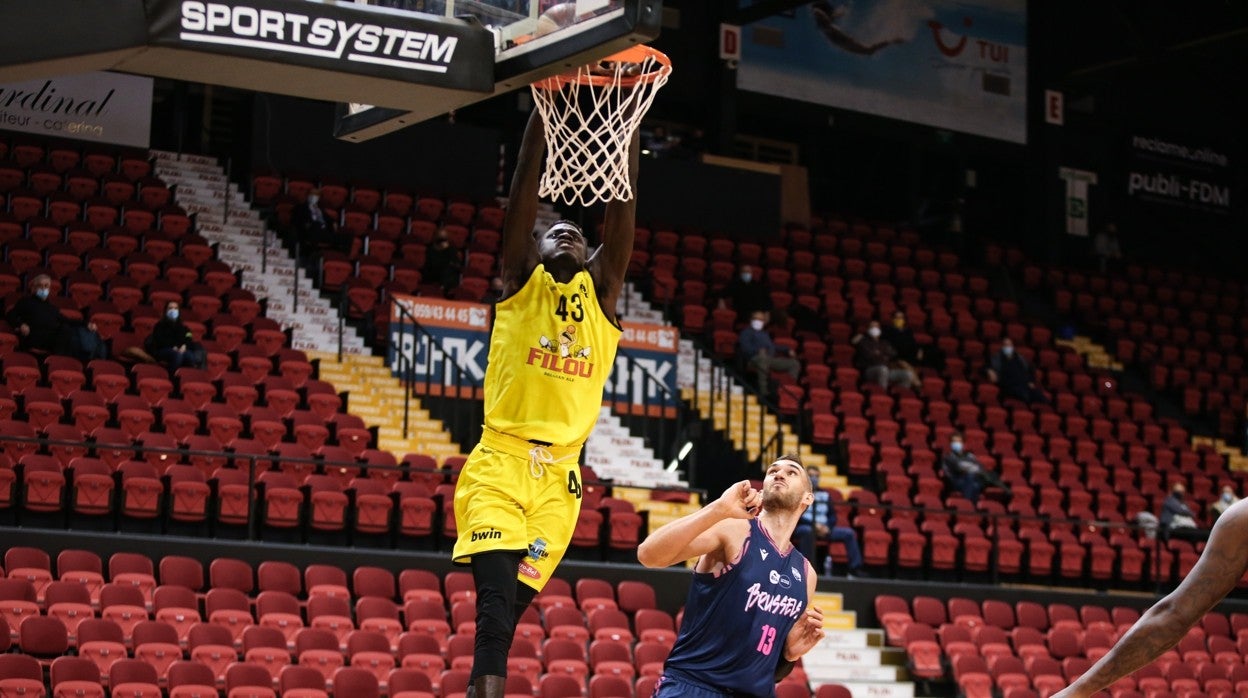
[[499, 110, 546, 296], [637, 481, 759, 569], [587, 127, 640, 324], [1054, 499, 1248, 698]]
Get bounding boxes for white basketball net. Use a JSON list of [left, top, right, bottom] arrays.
[[531, 50, 671, 207]]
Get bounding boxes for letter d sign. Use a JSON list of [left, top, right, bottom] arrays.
[[720, 24, 741, 61]]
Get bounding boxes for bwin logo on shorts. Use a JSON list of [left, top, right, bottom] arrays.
[[471, 528, 502, 543]]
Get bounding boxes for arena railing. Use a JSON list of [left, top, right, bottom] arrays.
[[685, 335, 795, 470]]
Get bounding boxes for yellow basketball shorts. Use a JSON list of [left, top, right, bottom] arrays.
[[452, 429, 584, 592]]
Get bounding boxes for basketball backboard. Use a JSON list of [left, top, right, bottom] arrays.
[[333, 0, 662, 141]]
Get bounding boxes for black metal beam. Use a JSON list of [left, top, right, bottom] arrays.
[[727, 0, 811, 26]]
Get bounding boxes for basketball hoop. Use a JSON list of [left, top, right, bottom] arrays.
[[530, 44, 672, 207]]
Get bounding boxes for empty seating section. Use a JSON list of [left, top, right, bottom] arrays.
[[243, 165, 1228, 590], [1031, 260, 1247, 441], [879, 592, 1246, 698], [0, 543, 699, 698], [630, 215, 1241, 589]]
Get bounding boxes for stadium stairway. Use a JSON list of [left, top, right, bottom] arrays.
[[803, 592, 914, 698], [306, 349, 464, 460], [616, 283, 851, 495], [155, 150, 461, 458], [585, 406, 688, 487], [151, 150, 369, 356]]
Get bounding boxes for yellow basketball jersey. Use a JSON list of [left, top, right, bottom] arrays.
[[484, 264, 621, 447]]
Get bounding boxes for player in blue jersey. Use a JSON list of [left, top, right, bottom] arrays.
[[638, 454, 826, 698]]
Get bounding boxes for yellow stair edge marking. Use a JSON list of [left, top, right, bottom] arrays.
[[812, 592, 844, 612], [822, 611, 857, 630], [314, 353, 461, 455], [690, 386, 854, 493]]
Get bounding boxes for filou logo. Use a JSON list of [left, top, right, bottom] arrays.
[[470, 528, 502, 543]]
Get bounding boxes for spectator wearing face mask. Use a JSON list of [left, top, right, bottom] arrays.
[[719, 264, 772, 325], [881, 309, 945, 370], [736, 310, 800, 397], [1210, 485, 1240, 522], [7, 274, 67, 354], [5, 273, 107, 361], [986, 337, 1048, 404], [941, 432, 1010, 503], [145, 300, 206, 371], [852, 319, 919, 390]]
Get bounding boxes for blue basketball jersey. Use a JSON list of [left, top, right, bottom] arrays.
[[660, 518, 811, 697]]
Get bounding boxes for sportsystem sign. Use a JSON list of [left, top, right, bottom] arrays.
[[147, 0, 492, 91]]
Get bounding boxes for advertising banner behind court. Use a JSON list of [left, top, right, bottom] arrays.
[[389, 294, 492, 398], [146, 0, 492, 92], [610, 322, 680, 417], [0, 71, 153, 148], [388, 294, 679, 414], [1124, 134, 1232, 217], [737, 0, 1027, 143]]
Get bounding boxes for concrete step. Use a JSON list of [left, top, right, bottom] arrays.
[[806, 666, 908, 683], [822, 611, 858, 630], [811, 592, 844, 613], [152, 150, 217, 164], [819, 629, 885, 649], [584, 454, 665, 471], [820, 683, 914, 698], [338, 353, 386, 366], [200, 221, 265, 239], [806, 645, 905, 667], [156, 168, 230, 186], [291, 339, 366, 355]]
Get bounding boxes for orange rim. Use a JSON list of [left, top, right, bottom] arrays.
[[532, 45, 671, 90]]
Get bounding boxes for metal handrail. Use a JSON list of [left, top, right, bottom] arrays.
[[610, 349, 690, 480], [389, 297, 484, 448], [687, 335, 791, 469]]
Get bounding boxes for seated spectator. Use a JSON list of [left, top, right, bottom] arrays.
[[986, 338, 1047, 404], [1210, 485, 1240, 522], [736, 311, 800, 397], [719, 264, 771, 325], [852, 319, 919, 390], [291, 187, 341, 252], [145, 300, 205, 371], [941, 432, 1010, 503], [6, 273, 106, 361], [882, 309, 944, 370], [1092, 222, 1124, 273], [793, 466, 868, 578], [1160, 483, 1208, 542], [422, 227, 464, 295]]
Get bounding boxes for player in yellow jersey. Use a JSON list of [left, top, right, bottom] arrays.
[[451, 106, 639, 698]]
